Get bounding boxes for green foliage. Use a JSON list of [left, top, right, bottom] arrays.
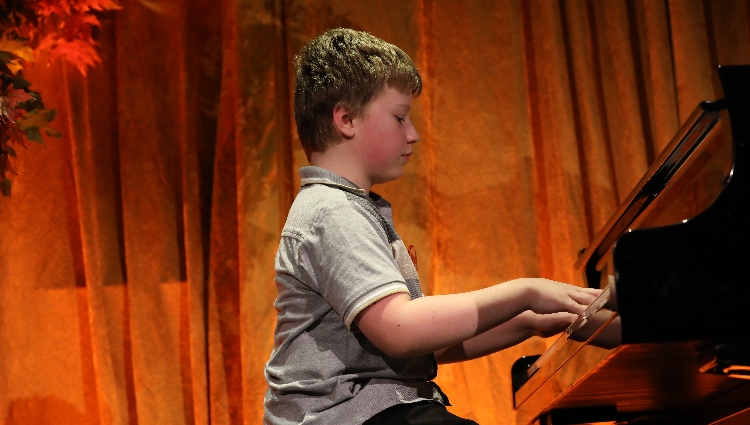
[[0, 51, 59, 196]]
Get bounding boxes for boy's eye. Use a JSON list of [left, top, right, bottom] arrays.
[[395, 116, 405, 123]]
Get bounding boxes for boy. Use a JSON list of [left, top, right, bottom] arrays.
[[264, 28, 601, 425]]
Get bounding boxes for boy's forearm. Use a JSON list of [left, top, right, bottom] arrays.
[[434, 312, 535, 364], [356, 279, 534, 358], [357, 278, 597, 359]]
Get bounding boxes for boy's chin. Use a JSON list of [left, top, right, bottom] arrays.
[[372, 169, 405, 186]]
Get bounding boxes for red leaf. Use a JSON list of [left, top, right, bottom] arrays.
[[48, 39, 100, 74], [5, 84, 33, 109], [10, 129, 26, 148], [4, 155, 16, 175], [0, 98, 20, 121]]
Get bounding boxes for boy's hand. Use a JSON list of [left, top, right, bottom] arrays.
[[523, 278, 602, 317], [523, 311, 578, 338]]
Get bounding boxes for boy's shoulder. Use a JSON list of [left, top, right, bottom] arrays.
[[289, 167, 364, 217], [293, 166, 368, 209], [284, 166, 394, 240]]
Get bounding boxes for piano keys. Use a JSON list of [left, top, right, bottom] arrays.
[[511, 65, 750, 425]]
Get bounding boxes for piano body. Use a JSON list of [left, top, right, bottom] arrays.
[[512, 65, 750, 425]]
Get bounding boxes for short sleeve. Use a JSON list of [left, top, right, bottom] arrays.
[[303, 199, 410, 328]]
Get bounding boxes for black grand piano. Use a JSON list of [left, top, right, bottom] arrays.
[[511, 65, 750, 425]]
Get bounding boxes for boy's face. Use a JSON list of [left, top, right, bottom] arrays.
[[354, 86, 420, 186]]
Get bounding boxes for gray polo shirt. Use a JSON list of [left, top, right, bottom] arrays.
[[264, 167, 447, 425]]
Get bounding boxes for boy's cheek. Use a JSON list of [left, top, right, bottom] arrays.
[[363, 142, 389, 164]]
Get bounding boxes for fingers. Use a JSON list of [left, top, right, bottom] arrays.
[[569, 290, 598, 307], [566, 284, 602, 308], [565, 299, 587, 317], [528, 279, 603, 316], [532, 312, 577, 337], [540, 311, 577, 324], [580, 287, 604, 296]]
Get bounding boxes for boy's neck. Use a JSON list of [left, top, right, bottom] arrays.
[[310, 149, 372, 194]]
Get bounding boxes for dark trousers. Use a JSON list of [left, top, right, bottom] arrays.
[[363, 401, 479, 425]]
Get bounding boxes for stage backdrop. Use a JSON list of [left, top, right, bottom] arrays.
[[1, 0, 748, 424]]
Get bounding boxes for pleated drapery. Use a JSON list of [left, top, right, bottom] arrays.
[[1, 1, 749, 424]]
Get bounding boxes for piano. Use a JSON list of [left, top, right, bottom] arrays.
[[511, 65, 750, 425]]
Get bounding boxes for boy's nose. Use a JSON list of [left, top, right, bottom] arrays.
[[407, 126, 420, 143]]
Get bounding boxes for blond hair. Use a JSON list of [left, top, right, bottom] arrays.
[[293, 28, 422, 155]]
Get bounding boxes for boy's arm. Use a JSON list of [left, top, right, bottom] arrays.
[[434, 310, 576, 364], [354, 278, 599, 359]]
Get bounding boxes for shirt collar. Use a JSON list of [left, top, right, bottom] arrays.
[[299, 166, 394, 223], [299, 166, 368, 197]]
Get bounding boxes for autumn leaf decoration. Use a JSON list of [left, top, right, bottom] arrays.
[[0, 51, 58, 196], [0, 0, 124, 196], [21, 0, 123, 74]]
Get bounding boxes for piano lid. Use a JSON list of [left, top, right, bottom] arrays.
[[575, 99, 729, 278]]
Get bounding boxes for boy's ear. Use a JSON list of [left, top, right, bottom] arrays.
[[332, 103, 356, 139]]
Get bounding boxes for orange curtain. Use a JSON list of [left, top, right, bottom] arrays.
[[1, 0, 749, 424]]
